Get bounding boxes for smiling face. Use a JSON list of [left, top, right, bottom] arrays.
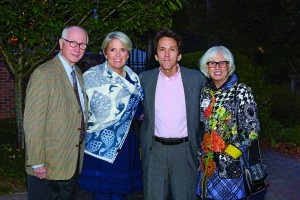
[[59, 27, 87, 67], [156, 37, 181, 77], [208, 52, 230, 88], [104, 38, 130, 75]]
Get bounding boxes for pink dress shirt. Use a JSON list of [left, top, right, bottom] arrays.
[[154, 67, 188, 138]]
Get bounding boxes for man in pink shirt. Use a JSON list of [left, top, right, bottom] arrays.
[[139, 29, 207, 200]]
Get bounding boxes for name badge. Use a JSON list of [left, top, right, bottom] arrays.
[[201, 99, 210, 108]]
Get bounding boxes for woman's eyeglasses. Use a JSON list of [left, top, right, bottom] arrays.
[[207, 61, 229, 68]]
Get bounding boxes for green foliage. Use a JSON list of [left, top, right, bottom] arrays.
[[180, 51, 202, 70], [0, 184, 13, 195], [264, 84, 300, 127], [0, 118, 18, 145], [174, 0, 300, 83], [0, 0, 183, 74], [261, 119, 284, 145], [177, 0, 300, 147], [0, 144, 26, 185], [0, 118, 26, 194], [0, 0, 183, 147], [255, 83, 300, 145], [278, 125, 300, 146]]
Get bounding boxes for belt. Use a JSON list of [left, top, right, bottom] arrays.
[[154, 136, 188, 145]]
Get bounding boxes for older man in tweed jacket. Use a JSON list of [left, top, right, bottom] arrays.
[[24, 26, 88, 200]]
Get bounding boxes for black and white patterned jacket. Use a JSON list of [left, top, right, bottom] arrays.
[[199, 75, 260, 153]]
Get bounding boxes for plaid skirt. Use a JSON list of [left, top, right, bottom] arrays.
[[196, 169, 247, 200]]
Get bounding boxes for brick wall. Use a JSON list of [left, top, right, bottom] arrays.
[[0, 60, 15, 118]]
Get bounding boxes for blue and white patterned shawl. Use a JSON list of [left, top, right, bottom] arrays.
[[83, 62, 143, 163]]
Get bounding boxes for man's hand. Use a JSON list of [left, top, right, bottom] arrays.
[[33, 166, 47, 179]]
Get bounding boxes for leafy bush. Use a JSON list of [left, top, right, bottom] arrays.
[[0, 118, 26, 194], [278, 125, 300, 146], [264, 84, 300, 127], [0, 184, 12, 195], [261, 84, 300, 145], [180, 51, 202, 70], [0, 144, 26, 185], [0, 118, 18, 145]]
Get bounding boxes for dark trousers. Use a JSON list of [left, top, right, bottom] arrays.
[[27, 148, 81, 200], [27, 173, 79, 200]]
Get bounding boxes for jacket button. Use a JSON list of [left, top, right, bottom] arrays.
[[76, 144, 79, 147], [78, 110, 81, 113], [77, 128, 81, 131]]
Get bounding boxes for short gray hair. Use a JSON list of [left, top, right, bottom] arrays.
[[61, 25, 89, 44], [101, 31, 132, 52], [199, 46, 235, 78]]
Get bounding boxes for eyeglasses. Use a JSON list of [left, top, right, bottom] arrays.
[[61, 38, 87, 50], [207, 61, 229, 68]]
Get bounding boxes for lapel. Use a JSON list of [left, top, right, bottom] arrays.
[[52, 56, 81, 110], [181, 67, 195, 134], [146, 68, 159, 132]]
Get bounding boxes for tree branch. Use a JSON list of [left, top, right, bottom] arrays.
[[101, 0, 127, 22], [78, 0, 101, 25], [0, 44, 16, 75], [63, 12, 81, 26]]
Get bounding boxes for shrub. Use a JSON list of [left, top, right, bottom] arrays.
[[180, 51, 203, 70], [0, 143, 26, 187], [0, 118, 18, 145], [264, 84, 300, 127], [0, 118, 26, 194], [278, 125, 300, 146]]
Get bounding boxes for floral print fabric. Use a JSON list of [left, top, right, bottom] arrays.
[[197, 74, 260, 199]]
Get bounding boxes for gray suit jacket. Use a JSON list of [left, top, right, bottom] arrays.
[[24, 55, 88, 180], [139, 66, 207, 174]]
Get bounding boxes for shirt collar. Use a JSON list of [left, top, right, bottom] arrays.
[[58, 52, 74, 75], [159, 64, 181, 81]]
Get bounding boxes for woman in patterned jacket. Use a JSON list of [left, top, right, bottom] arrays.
[[79, 31, 144, 200], [196, 46, 260, 199]]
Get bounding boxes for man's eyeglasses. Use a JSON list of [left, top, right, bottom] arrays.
[[61, 38, 87, 50], [207, 61, 229, 68]]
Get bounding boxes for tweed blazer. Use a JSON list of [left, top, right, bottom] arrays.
[[139, 66, 207, 173], [24, 55, 88, 180]]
